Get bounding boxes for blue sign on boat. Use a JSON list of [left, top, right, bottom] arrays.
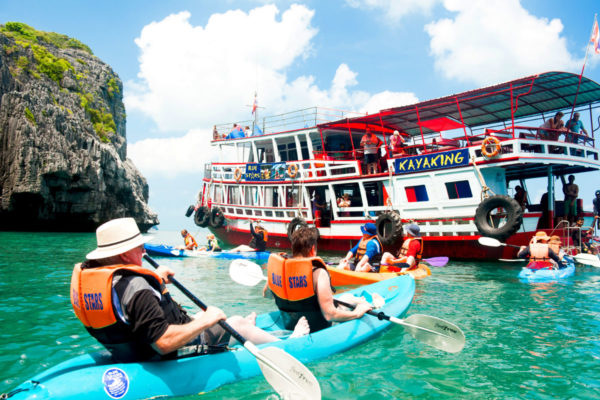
[[245, 162, 287, 181], [394, 148, 469, 174]]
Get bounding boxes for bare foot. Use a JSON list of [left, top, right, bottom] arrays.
[[289, 316, 310, 338], [244, 312, 257, 326]]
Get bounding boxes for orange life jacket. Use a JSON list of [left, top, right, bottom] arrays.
[[398, 237, 423, 267], [184, 234, 198, 250], [267, 254, 331, 332], [354, 235, 382, 265], [529, 243, 550, 262]]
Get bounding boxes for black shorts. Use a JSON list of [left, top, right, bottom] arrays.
[[365, 154, 378, 164], [178, 324, 231, 357]]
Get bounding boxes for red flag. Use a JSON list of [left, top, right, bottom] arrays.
[[591, 19, 600, 54], [252, 94, 257, 114]]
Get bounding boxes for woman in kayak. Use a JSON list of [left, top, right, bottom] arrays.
[[263, 226, 376, 333], [230, 221, 268, 252], [517, 231, 565, 269], [71, 218, 308, 363]]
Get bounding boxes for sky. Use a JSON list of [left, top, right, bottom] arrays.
[[1, 0, 599, 231]]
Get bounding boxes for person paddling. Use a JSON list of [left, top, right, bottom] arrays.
[[230, 221, 268, 252], [70, 217, 308, 363], [263, 226, 375, 333], [179, 229, 198, 250], [517, 231, 564, 269], [380, 223, 423, 272], [337, 222, 382, 272]]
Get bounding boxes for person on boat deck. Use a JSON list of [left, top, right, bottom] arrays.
[[179, 229, 198, 250], [565, 112, 588, 143], [212, 125, 219, 140], [70, 218, 309, 363], [312, 191, 326, 227], [571, 217, 595, 254], [337, 222, 383, 272], [514, 185, 528, 211], [380, 223, 423, 273], [337, 193, 351, 217], [360, 129, 382, 174], [517, 231, 565, 269], [562, 175, 579, 224], [224, 123, 245, 140], [594, 190, 600, 229], [263, 226, 375, 333], [538, 111, 564, 140], [230, 221, 268, 252], [199, 233, 221, 252], [389, 130, 406, 157]]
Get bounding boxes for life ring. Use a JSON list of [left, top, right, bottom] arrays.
[[287, 163, 299, 179], [474, 195, 523, 240], [194, 206, 211, 228], [481, 137, 501, 158], [209, 207, 225, 228], [375, 210, 403, 246], [287, 217, 308, 239], [234, 168, 242, 182]]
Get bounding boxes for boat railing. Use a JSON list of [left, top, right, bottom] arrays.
[[214, 202, 310, 221]]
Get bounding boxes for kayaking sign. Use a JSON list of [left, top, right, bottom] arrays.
[[394, 148, 469, 174], [244, 162, 287, 181]]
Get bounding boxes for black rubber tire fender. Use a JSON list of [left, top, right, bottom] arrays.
[[210, 207, 225, 228], [287, 217, 308, 240], [185, 205, 195, 217], [194, 206, 210, 228], [376, 210, 403, 246], [474, 195, 523, 240]]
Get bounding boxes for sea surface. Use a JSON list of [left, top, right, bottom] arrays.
[[1, 229, 599, 399]]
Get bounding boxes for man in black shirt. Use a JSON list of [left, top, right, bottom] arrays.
[[230, 221, 268, 252]]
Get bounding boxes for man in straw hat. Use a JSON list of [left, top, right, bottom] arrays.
[[517, 231, 565, 269], [380, 223, 423, 273], [70, 218, 308, 363]]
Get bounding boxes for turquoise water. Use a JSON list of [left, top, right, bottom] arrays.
[[1, 230, 599, 399]]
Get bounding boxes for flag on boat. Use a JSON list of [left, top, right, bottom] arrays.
[[252, 92, 257, 114], [591, 18, 600, 54]]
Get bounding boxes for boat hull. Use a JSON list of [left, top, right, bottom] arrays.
[[326, 264, 430, 286], [7, 276, 415, 400]]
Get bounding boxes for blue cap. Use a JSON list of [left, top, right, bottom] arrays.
[[405, 223, 421, 237], [360, 222, 377, 236]]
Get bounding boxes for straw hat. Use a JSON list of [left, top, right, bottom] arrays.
[[534, 231, 549, 242], [86, 218, 151, 260]]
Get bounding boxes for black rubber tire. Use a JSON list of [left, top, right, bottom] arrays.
[[376, 210, 404, 246], [474, 195, 523, 240], [194, 206, 210, 228], [287, 217, 308, 239], [209, 207, 225, 228], [185, 205, 195, 217]]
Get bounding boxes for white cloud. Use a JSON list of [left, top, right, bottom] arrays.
[[125, 5, 418, 176], [425, 0, 582, 85], [345, 0, 437, 21]]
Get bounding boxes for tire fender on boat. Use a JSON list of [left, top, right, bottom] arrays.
[[474, 195, 523, 240], [185, 205, 195, 217], [287, 163, 299, 179], [376, 210, 404, 246], [234, 168, 242, 182], [210, 207, 225, 228], [287, 217, 308, 239], [194, 206, 211, 228], [481, 136, 501, 158]]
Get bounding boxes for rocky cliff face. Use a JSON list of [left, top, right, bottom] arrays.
[[0, 23, 158, 231]]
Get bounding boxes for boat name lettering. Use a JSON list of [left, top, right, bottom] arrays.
[[289, 275, 308, 289], [394, 149, 468, 174], [245, 162, 287, 181], [271, 273, 283, 287], [84, 292, 103, 311]]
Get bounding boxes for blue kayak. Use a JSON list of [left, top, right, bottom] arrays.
[[144, 243, 270, 262], [5, 276, 415, 400], [518, 260, 575, 282]]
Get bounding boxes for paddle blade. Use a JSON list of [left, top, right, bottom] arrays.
[[229, 259, 266, 286], [477, 237, 503, 247], [400, 314, 466, 353], [423, 257, 449, 267], [573, 253, 600, 268], [255, 346, 321, 400]]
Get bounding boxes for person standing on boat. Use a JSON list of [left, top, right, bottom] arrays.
[[360, 129, 382, 174], [70, 218, 309, 363], [199, 233, 221, 252], [562, 175, 579, 224], [312, 191, 326, 227], [514, 185, 528, 211], [230, 221, 268, 252], [337, 193, 351, 217], [517, 231, 564, 269], [565, 112, 588, 143], [380, 223, 423, 272], [389, 130, 406, 157], [263, 226, 375, 333], [337, 222, 382, 272], [593, 190, 600, 230], [538, 111, 564, 140], [179, 229, 198, 250]]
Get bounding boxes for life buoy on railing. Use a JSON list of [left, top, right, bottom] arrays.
[[481, 137, 501, 158], [234, 168, 242, 182], [287, 163, 299, 179]]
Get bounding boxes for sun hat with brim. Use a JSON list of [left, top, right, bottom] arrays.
[[360, 222, 377, 236], [86, 217, 152, 260], [405, 223, 421, 237], [534, 231, 549, 242]]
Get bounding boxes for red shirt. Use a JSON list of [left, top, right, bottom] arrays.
[[405, 239, 421, 258]]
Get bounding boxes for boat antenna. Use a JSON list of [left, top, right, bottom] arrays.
[[569, 14, 598, 119]]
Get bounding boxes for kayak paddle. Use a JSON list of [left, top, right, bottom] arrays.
[[477, 236, 521, 249], [230, 260, 466, 353], [143, 254, 321, 400], [420, 256, 449, 267], [573, 253, 600, 268]]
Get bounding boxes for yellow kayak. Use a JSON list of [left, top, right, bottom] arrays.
[[326, 263, 430, 286]]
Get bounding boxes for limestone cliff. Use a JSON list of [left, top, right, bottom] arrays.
[[0, 22, 158, 231]]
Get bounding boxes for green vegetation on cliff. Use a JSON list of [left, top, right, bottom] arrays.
[[1, 22, 92, 54]]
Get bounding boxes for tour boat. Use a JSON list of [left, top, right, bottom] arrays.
[[186, 72, 600, 260]]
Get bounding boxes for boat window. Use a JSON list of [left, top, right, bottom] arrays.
[[213, 184, 224, 204], [244, 186, 259, 205], [228, 186, 242, 205], [445, 180, 473, 199], [332, 183, 362, 217], [277, 142, 298, 162], [264, 187, 279, 207], [285, 187, 300, 207], [299, 139, 309, 159], [405, 185, 429, 202], [363, 182, 384, 206], [309, 131, 323, 154]]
